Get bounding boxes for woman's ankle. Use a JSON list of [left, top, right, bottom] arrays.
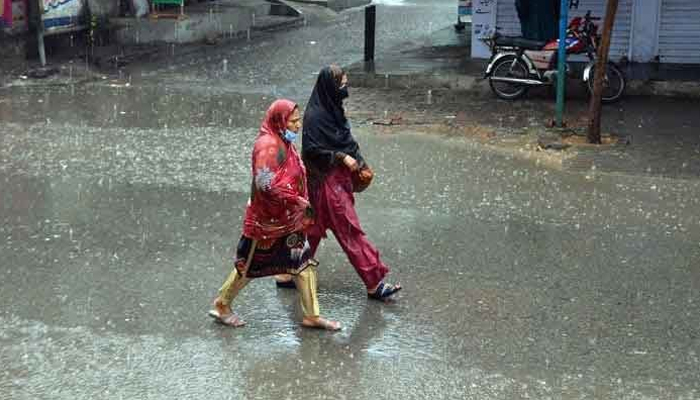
[[274, 274, 293, 283], [367, 281, 382, 293], [214, 297, 231, 314]]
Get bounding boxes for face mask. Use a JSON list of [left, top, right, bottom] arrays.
[[283, 129, 298, 143], [339, 86, 349, 99]]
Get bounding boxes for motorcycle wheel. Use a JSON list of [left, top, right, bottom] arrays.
[[488, 56, 530, 100], [586, 62, 626, 103]]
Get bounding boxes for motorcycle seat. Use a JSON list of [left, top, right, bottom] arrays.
[[494, 35, 547, 50]]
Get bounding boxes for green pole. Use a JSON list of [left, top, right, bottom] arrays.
[[555, 0, 569, 127]]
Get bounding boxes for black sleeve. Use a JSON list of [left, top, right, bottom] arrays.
[[515, 0, 528, 21], [303, 147, 340, 170]]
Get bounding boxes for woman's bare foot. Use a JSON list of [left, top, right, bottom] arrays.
[[209, 297, 245, 327], [301, 316, 341, 331], [274, 274, 293, 282]]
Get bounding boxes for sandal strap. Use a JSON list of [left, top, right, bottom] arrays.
[[222, 314, 238, 323], [369, 281, 401, 299], [220, 313, 243, 326]]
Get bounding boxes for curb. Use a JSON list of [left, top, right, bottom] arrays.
[[627, 80, 700, 99], [270, 0, 303, 17], [349, 70, 485, 91], [289, 0, 327, 5], [290, 0, 370, 11], [251, 16, 305, 33], [348, 67, 700, 99]]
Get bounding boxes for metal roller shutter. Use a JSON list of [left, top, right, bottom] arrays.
[[495, 0, 633, 61], [658, 0, 700, 64]]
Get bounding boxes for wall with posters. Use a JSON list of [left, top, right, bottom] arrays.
[[2, 0, 27, 34], [471, 0, 497, 58], [458, 0, 472, 16], [1, 0, 12, 28]]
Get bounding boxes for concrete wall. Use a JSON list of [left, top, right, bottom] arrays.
[[111, 1, 303, 45], [327, 0, 370, 11], [0, 33, 27, 73], [113, 8, 254, 44], [86, 0, 120, 19], [295, 0, 371, 11]]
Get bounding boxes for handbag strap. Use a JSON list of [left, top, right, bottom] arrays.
[[240, 240, 258, 278]]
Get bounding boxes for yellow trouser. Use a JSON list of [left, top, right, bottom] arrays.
[[218, 265, 320, 318]]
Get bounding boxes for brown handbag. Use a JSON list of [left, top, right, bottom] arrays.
[[352, 165, 374, 193]]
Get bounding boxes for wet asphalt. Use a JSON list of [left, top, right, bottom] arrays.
[[2, 1, 700, 399]]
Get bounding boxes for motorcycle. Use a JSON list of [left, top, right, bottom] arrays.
[[481, 11, 626, 103]]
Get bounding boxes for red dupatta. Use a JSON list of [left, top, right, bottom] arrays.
[[242, 99, 309, 240]]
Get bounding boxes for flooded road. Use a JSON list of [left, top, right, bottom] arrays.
[[2, 2, 700, 399]]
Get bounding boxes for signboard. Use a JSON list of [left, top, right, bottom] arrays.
[[42, 0, 87, 34], [11, 0, 27, 32], [471, 0, 497, 58], [2, 0, 27, 33], [458, 0, 472, 16]]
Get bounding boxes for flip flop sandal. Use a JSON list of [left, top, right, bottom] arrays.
[[368, 281, 402, 302], [208, 309, 246, 327]]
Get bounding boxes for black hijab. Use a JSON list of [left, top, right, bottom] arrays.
[[302, 66, 363, 187]]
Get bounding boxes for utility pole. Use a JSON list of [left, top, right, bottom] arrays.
[[554, 0, 569, 127], [364, 5, 376, 62], [587, 0, 619, 144], [31, 0, 47, 66], [37, 26, 47, 67]]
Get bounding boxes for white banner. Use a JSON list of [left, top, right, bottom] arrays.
[[471, 0, 497, 58], [42, 0, 86, 33]]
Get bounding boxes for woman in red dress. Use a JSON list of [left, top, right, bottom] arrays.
[[209, 99, 340, 330]]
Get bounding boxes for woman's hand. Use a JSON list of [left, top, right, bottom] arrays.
[[301, 204, 315, 230], [343, 155, 359, 172], [297, 197, 311, 211]]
